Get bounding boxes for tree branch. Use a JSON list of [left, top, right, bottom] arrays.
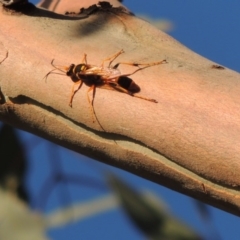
[[0, 1, 240, 216]]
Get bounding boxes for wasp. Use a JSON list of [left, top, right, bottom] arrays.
[[44, 50, 167, 122]]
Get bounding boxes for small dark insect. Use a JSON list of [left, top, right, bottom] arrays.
[[44, 50, 167, 122], [211, 64, 225, 70], [0, 49, 8, 65]]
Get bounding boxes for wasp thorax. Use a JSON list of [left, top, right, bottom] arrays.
[[75, 64, 87, 74]]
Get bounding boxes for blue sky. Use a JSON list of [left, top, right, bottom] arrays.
[[21, 1, 240, 239]]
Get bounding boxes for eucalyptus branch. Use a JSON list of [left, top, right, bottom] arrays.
[[0, 0, 240, 216]]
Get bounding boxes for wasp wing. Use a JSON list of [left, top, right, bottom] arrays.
[[83, 67, 121, 78], [97, 79, 131, 94]]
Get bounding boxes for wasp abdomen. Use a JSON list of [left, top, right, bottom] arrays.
[[117, 76, 140, 93], [78, 74, 103, 87]]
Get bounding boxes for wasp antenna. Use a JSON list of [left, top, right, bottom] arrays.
[[51, 59, 62, 70], [49, 59, 68, 73], [50, 59, 56, 67], [43, 68, 56, 83], [43, 69, 67, 83]]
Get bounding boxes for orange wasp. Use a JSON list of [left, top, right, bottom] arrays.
[[44, 49, 167, 122]]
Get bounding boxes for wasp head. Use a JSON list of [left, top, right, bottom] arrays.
[[66, 64, 75, 77], [66, 64, 88, 82]]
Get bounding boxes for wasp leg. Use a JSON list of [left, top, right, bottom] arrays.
[[100, 49, 124, 68], [69, 80, 83, 107], [81, 53, 87, 64], [132, 94, 158, 103], [113, 60, 167, 74], [87, 85, 96, 122], [108, 82, 158, 103]]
